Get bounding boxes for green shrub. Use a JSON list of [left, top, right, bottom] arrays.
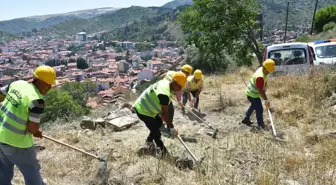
[[323, 22, 336, 32], [314, 5, 336, 33], [41, 81, 97, 124]]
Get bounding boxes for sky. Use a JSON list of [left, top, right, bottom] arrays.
[[0, 0, 171, 21]]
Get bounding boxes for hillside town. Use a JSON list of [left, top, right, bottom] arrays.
[[0, 32, 185, 104]]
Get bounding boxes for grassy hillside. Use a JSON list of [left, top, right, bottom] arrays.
[[14, 66, 336, 185]]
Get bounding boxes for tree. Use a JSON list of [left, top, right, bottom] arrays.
[[41, 89, 84, 123], [41, 81, 98, 124], [178, 0, 263, 71], [314, 5, 336, 33], [76, 58, 89, 69]]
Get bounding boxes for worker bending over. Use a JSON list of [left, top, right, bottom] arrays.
[[0, 65, 57, 185], [164, 64, 193, 121], [241, 59, 275, 130], [182, 69, 204, 113], [133, 72, 187, 157]]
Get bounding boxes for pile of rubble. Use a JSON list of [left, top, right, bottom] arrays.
[[80, 102, 138, 131]]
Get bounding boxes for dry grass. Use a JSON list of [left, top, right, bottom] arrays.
[[11, 67, 336, 185]]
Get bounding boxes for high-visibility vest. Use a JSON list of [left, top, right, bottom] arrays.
[[0, 80, 43, 148], [183, 76, 203, 91], [164, 71, 175, 82], [246, 67, 267, 98], [134, 79, 171, 118]]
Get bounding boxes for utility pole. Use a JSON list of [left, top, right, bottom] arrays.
[[311, 0, 319, 35], [284, 1, 289, 43], [260, 12, 263, 41]]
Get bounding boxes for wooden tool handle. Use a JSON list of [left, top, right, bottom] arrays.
[[177, 135, 198, 162], [43, 135, 104, 161]]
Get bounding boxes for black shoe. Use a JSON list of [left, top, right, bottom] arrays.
[[258, 124, 267, 131], [241, 119, 253, 126]]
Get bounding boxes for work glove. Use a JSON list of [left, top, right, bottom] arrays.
[[169, 128, 178, 138], [33, 131, 43, 138], [264, 100, 270, 109], [192, 98, 197, 104]]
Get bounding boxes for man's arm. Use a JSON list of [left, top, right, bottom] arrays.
[[0, 84, 11, 102], [158, 94, 174, 128], [256, 77, 267, 100], [27, 99, 45, 138]]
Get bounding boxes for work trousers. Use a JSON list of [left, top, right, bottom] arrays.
[[244, 96, 264, 127], [0, 142, 44, 185], [135, 109, 168, 153], [182, 90, 199, 109]]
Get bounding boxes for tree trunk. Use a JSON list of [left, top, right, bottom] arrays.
[[247, 28, 263, 66]]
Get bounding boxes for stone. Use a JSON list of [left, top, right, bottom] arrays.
[[175, 151, 194, 170], [105, 108, 133, 120], [179, 134, 198, 143], [94, 118, 106, 128], [107, 115, 139, 131], [80, 116, 95, 130], [34, 144, 45, 151]]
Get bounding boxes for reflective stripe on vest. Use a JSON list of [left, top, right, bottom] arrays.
[[134, 80, 171, 118], [0, 115, 28, 135], [0, 80, 43, 148], [246, 67, 266, 98], [139, 86, 161, 115]]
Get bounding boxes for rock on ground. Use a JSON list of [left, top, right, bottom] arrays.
[[80, 116, 95, 130], [107, 115, 139, 131]]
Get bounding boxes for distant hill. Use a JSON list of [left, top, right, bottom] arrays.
[[162, 0, 193, 9], [34, 6, 174, 37], [2, 0, 336, 42], [102, 6, 189, 42], [0, 7, 119, 33]]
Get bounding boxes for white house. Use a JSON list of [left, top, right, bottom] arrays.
[[138, 70, 154, 81]]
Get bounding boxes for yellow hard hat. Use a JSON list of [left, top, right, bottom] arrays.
[[194, 69, 203, 80], [181, 64, 193, 74], [263, 59, 275, 73], [172, 71, 187, 87], [33, 65, 58, 85]]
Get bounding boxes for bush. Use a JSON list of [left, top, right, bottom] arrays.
[[323, 22, 336, 32], [314, 5, 336, 33], [41, 89, 84, 123], [41, 81, 98, 124], [296, 34, 310, 42]]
